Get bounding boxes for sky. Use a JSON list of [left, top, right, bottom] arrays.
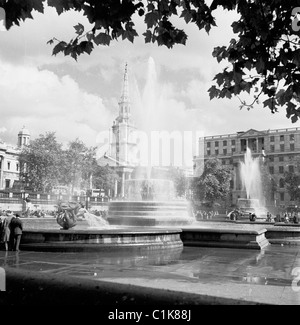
[[0, 3, 297, 159]]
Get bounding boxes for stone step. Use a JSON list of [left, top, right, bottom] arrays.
[[109, 210, 190, 217]]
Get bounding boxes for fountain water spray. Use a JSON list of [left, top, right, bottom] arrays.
[[239, 147, 266, 218], [240, 147, 263, 201]]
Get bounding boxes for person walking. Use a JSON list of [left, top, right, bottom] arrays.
[[10, 214, 23, 252], [0, 211, 14, 251]]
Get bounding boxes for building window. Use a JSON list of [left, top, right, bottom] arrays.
[[207, 149, 211, 156], [270, 145, 275, 152], [290, 143, 295, 151], [5, 180, 10, 188], [215, 141, 219, 147], [231, 140, 236, 146], [280, 192, 285, 201], [279, 156, 284, 162], [279, 166, 284, 174], [280, 144, 285, 152], [290, 134, 295, 141], [207, 142, 211, 148], [269, 166, 274, 174], [7, 162, 10, 170], [215, 149, 219, 156], [232, 148, 236, 153], [223, 140, 227, 146], [280, 135, 285, 142], [279, 179, 285, 188], [270, 136, 275, 142], [289, 165, 294, 173], [223, 149, 227, 155], [269, 156, 274, 162], [222, 160, 226, 165]]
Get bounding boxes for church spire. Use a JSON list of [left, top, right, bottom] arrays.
[[118, 62, 130, 120]]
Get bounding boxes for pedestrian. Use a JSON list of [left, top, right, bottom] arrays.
[[10, 214, 23, 252], [249, 212, 252, 222], [266, 212, 272, 222], [284, 213, 289, 223], [250, 213, 256, 222], [293, 213, 300, 224], [0, 211, 14, 251]]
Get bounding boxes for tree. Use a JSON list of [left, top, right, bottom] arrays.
[[19, 132, 63, 192], [191, 158, 231, 207], [62, 139, 96, 194], [2, 0, 300, 121], [260, 162, 277, 205], [92, 165, 119, 195], [284, 156, 300, 204], [167, 166, 187, 197]]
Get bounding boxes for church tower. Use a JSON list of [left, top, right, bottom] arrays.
[[109, 63, 138, 197], [18, 126, 30, 148], [110, 63, 137, 165]]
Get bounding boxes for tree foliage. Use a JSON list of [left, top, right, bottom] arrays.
[[167, 166, 187, 197], [61, 139, 96, 194], [2, 0, 300, 121], [19, 132, 119, 194], [260, 162, 277, 205], [92, 165, 119, 195], [19, 132, 63, 192], [191, 158, 231, 206], [284, 157, 300, 204]]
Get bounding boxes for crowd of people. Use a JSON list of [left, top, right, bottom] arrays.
[[229, 209, 300, 224], [0, 210, 23, 251]]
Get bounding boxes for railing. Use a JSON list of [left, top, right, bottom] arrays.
[[0, 190, 111, 205]]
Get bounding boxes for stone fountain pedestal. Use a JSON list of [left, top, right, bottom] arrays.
[[107, 200, 195, 226]]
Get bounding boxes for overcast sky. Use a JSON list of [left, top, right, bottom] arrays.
[[0, 4, 297, 154]]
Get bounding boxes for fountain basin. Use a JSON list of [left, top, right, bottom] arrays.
[[181, 227, 270, 250], [20, 227, 183, 252]]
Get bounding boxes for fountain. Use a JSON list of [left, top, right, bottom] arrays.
[[20, 199, 183, 252], [19, 59, 269, 252], [108, 177, 194, 227], [106, 57, 195, 227], [238, 147, 267, 219]]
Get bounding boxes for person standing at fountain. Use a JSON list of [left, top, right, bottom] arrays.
[[0, 211, 14, 251], [10, 214, 23, 252], [266, 212, 272, 222], [249, 212, 256, 222], [293, 212, 300, 224]]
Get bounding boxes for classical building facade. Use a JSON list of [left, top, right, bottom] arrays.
[[0, 126, 30, 190], [194, 127, 300, 208]]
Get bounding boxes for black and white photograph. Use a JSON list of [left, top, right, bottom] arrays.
[[0, 0, 300, 310]]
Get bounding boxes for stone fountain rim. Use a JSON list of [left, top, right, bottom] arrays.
[[23, 227, 183, 235]]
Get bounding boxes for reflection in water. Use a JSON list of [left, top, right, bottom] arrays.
[[88, 247, 184, 267], [1, 251, 20, 268]]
